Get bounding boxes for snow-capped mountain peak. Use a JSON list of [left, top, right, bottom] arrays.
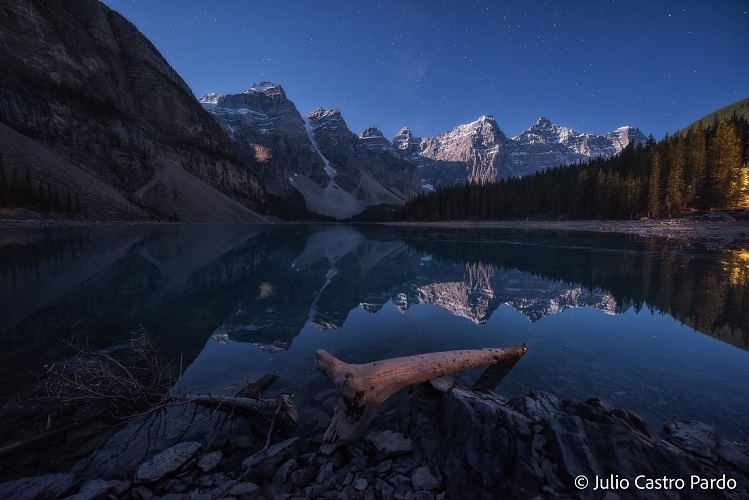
[[198, 92, 221, 104], [514, 117, 577, 145], [243, 81, 282, 94]]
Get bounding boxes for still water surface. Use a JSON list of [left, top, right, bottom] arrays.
[[1, 224, 747, 440]]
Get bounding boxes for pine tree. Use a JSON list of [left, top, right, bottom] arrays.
[[685, 127, 707, 207], [648, 150, 661, 217], [706, 121, 741, 208], [665, 135, 685, 215]]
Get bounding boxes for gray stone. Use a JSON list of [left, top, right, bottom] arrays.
[[511, 391, 563, 421], [229, 481, 259, 495], [260, 482, 293, 497], [664, 420, 719, 458], [411, 466, 439, 491], [354, 478, 369, 491], [196, 450, 223, 473], [717, 440, 749, 473], [366, 430, 413, 457], [242, 437, 299, 482], [0, 473, 77, 500], [306, 478, 336, 497], [135, 485, 154, 500], [272, 458, 298, 483], [316, 461, 335, 483], [62, 479, 124, 500], [289, 465, 318, 487], [134, 441, 202, 483], [377, 479, 395, 500], [374, 459, 392, 474]]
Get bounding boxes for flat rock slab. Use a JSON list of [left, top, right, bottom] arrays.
[[242, 437, 300, 483], [64, 479, 130, 500], [134, 441, 202, 483], [664, 420, 719, 458], [366, 429, 413, 457], [0, 473, 77, 499]]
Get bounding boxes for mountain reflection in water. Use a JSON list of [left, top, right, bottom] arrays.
[[1, 224, 747, 440]]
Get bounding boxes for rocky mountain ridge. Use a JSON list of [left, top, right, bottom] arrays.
[[202, 84, 421, 219], [391, 115, 648, 187]]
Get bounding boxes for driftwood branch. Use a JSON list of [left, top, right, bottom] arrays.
[[315, 345, 527, 453], [166, 393, 298, 423]]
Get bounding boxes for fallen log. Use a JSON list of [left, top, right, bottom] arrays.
[[315, 345, 526, 453], [167, 393, 298, 423]]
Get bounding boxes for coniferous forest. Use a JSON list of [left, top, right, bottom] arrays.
[[395, 102, 749, 222], [0, 158, 84, 218]]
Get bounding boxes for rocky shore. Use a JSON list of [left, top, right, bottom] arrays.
[[1, 379, 747, 499], [391, 211, 749, 250]]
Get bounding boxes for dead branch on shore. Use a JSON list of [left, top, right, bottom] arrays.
[[27, 327, 297, 423], [28, 327, 166, 414], [165, 393, 298, 423], [315, 345, 527, 453]]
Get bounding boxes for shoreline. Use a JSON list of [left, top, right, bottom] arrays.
[[387, 216, 749, 249], [2, 212, 747, 249]]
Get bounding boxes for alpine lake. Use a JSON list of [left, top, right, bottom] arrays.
[[1, 223, 748, 464]]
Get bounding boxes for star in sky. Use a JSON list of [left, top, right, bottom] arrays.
[[101, 0, 748, 140]]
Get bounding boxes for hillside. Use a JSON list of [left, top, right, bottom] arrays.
[[0, 0, 268, 223], [678, 98, 749, 135]]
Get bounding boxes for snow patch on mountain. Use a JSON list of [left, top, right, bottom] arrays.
[[198, 92, 220, 104], [243, 81, 281, 94]]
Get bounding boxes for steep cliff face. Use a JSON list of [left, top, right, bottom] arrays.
[[203, 87, 421, 219], [0, 0, 266, 222], [307, 108, 421, 202], [206, 83, 326, 205], [418, 115, 509, 184]]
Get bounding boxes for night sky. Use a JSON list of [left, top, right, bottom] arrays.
[[100, 0, 748, 140]]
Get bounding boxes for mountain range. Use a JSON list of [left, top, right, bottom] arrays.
[[0, 0, 647, 221], [202, 85, 647, 217]]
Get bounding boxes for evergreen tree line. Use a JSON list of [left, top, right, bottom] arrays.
[[395, 115, 749, 221], [0, 158, 84, 218]]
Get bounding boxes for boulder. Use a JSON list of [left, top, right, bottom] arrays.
[[241, 437, 299, 483], [134, 441, 202, 483], [412, 385, 749, 499], [366, 430, 414, 457]]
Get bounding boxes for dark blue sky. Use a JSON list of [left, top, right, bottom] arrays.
[[101, 0, 748, 140]]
